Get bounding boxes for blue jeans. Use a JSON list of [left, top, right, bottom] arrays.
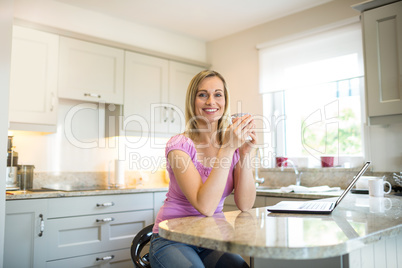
[[150, 234, 249, 268]]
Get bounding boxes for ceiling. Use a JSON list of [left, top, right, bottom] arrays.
[[55, 0, 332, 41]]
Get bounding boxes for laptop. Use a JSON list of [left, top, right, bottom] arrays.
[[266, 161, 371, 214]]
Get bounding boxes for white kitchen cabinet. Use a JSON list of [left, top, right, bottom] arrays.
[[46, 248, 132, 268], [4, 199, 48, 268], [124, 51, 169, 134], [4, 192, 161, 268], [9, 26, 59, 131], [123, 51, 204, 135], [46, 193, 154, 266], [58, 37, 124, 104], [361, 1, 402, 120], [223, 194, 266, 212], [224, 194, 313, 212], [168, 61, 205, 134]]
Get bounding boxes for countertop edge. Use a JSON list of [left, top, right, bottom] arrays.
[[159, 217, 402, 260], [5, 187, 169, 200]]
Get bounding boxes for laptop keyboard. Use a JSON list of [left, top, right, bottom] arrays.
[[300, 202, 331, 210]]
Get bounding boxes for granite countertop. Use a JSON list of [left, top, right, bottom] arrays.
[[159, 194, 402, 260], [5, 185, 169, 200]]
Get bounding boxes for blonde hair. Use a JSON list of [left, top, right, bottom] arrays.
[[184, 70, 230, 144]]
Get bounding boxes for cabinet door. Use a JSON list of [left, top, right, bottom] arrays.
[[124, 51, 169, 133], [363, 1, 402, 117], [4, 199, 47, 268], [46, 210, 153, 260], [168, 61, 204, 134], [58, 37, 124, 104], [46, 248, 132, 268], [9, 26, 58, 126]]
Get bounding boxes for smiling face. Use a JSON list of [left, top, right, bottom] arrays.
[[194, 76, 226, 127]]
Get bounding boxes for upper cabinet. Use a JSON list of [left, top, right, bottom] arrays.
[[124, 51, 169, 134], [9, 26, 59, 130], [58, 37, 124, 104], [358, 1, 402, 122], [123, 51, 204, 135], [168, 61, 205, 134]]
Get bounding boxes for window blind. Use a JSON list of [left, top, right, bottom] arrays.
[[258, 21, 364, 93]]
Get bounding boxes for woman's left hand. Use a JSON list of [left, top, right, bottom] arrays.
[[239, 121, 257, 156]]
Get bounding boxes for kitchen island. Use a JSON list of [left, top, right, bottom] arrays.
[[159, 194, 402, 268]]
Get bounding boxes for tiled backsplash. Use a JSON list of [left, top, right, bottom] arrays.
[[32, 167, 399, 191], [33, 169, 168, 189]]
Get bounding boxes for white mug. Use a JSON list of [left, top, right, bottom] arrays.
[[368, 178, 392, 197]]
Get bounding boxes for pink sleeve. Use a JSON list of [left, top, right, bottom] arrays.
[[165, 135, 197, 161]]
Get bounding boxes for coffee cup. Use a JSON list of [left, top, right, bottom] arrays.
[[369, 196, 392, 213], [276, 157, 288, 167], [230, 113, 252, 141], [321, 156, 334, 167], [368, 178, 391, 197]]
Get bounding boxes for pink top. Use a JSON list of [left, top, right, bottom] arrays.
[[153, 134, 240, 233]]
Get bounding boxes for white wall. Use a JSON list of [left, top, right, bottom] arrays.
[[206, 0, 401, 172], [13, 0, 206, 63], [0, 0, 14, 263], [12, 99, 168, 173]]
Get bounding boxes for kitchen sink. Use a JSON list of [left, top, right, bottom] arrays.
[[256, 186, 281, 192]]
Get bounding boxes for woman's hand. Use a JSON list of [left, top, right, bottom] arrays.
[[239, 126, 257, 156], [223, 114, 255, 151]]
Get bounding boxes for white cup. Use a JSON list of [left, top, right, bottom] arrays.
[[368, 178, 392, 197], [230, 113, 252, 141], [369, 197, 392, 213]]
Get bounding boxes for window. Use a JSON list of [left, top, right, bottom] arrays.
[[258, 20, 365, 168]]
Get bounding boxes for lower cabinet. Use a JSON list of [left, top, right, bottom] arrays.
[[46, 248, 132, 268], [4, 192, 163, 268], [223, 194, 312, 211], [4, 199, 48, 268]]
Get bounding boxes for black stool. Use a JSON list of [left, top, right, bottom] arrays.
[[131, 224, 154, 268]]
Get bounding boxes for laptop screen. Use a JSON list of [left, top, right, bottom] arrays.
[[334, 161, 371, 207]]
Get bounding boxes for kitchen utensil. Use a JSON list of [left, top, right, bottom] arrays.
[[7, 136, 18, 167], [6, 166, 18, 189], [19, 165, 35, 191]]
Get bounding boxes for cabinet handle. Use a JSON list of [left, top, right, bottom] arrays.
[[96, 202, 114, 207], [96, 255, 114, 261], [96, 217, 114, 223], [84, 93, 101, 98], [163, 106, 168, 122], [38, 214, 44, 237], [170, 107, 175, 123], [50, 92, 55, 112]]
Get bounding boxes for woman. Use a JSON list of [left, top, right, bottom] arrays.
[[150, 70, 256, 268]]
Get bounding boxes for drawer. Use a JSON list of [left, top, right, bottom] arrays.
[[47, 193, 153, 218], [46, 248, 132, 268], [46, 210, 153, 260]]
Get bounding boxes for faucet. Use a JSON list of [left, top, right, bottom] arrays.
[[254, 148, 265, 187], [280, 159, 302, 186]]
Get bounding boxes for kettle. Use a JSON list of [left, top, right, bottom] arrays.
[[6, 136, 18, 189]]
